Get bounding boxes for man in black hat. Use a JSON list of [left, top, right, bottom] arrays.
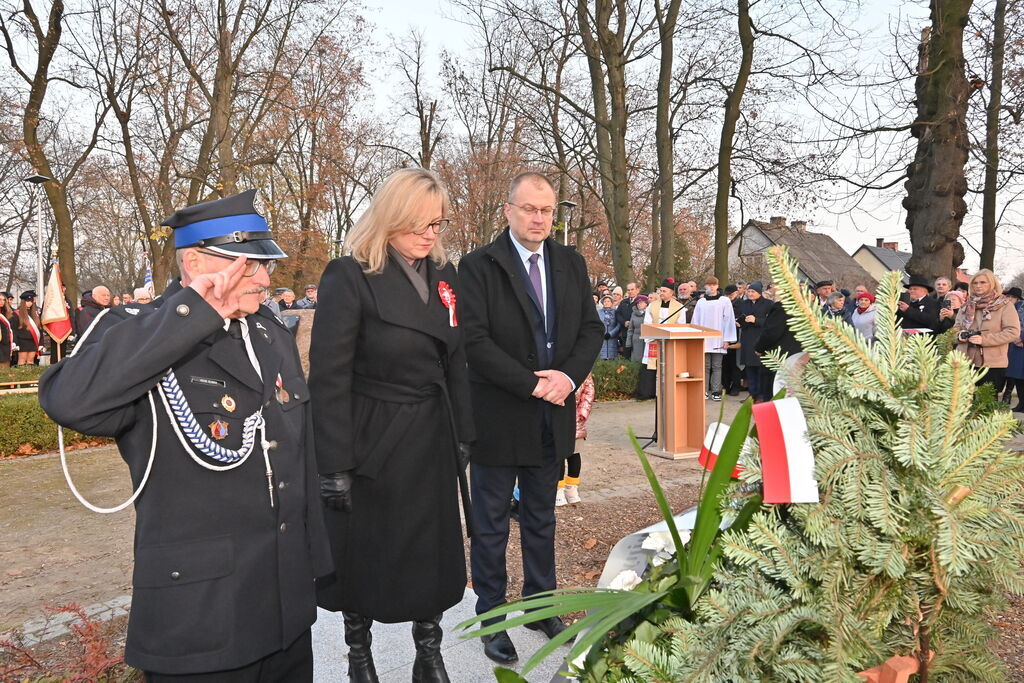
[[39, 190, 331, 680], [898, 276, 940, 332], [814, 280, 834, 314]]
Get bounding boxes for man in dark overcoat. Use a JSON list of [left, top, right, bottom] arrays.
[[38, 190, 332, 681], [898, 276, 941, 332], [459, 171, 604, 665]]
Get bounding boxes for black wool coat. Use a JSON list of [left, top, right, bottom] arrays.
[[39, 281, 332, 675], [308, 255, 475, 622], [738, 296, 773, 368], [458, 229, 604, 467], [898, 294, 941, 331]]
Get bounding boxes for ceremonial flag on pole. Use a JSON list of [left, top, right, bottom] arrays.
[[698, 422, 742, 478], [752, 397, 819, 504], [41, 260, 73, 344], [143, 255, 155, 297]]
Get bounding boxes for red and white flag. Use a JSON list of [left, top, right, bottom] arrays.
[[41, 261, 73, 344], [752, 397, 819, 504], [698, 422, 742, 478]]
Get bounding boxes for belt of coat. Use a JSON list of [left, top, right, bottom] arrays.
[[351, 373, 473, 537]]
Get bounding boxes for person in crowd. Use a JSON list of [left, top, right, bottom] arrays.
[[735, 281, 747, 299], [675, 281, 697, 323], [556, 372, 595, 506], [308, 168, 474, 681], [627, 294, 649, 363], [459, 171, 603, 665], [955, 281, 969, 295], [39, 189, 331, 680], [738, 281, 772, 401], [851, 291, 878, 342], [596, 282, 609, 299], [279, 288, 298, 310], [1003, 287, 1024, 412], [898, 276, 940, 332], [937, 286, 965, 333], [296, 284, 318, 309], [721, 284, 743, 395], [755, 299, 802, 401], [934, 277, 952, 301], [824, 291, 851, 323], [132, 287, 153, 304], [953, 269, 1021, 393], [815, 280, 835, 312], [597, 295, 621, 360], [0, 292, 14, 367], [112, 295, 122, 306], [690, 276, 736, 402], [261, 288, 281, 316], [638, 278, 685, 400], [76, 285, 111, 335], [121, 292, 134, 304], [12, 291, 42, 365], [616, 281, 639, 357], [853, 284, 869, 299]]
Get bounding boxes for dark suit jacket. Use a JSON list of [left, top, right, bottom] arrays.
[[39, 282, 331, 675], [898, 294, 940, 330], [459, 229, 603, 467]]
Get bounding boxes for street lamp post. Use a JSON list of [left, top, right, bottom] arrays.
[[23, 174, 51, 302], [558, 200, 577, 246]]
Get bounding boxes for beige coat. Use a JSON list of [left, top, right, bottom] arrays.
[[954, 302, 1021, 369]]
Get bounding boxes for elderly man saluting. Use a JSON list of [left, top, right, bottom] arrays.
[[39, 190, 331, 681]]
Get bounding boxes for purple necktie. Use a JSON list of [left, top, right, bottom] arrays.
[[528, 253, 544, 311]]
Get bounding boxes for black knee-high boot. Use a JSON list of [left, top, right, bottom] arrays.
[[411, 614, 449, 682], [1013, 379, 1024, 413], [343, 612, 379, 682]]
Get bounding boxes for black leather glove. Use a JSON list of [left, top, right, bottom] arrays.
[[458, 442, 471, 470], [320, 471, 354, 512]]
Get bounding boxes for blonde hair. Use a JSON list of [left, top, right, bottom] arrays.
[[347, 168, 450, 274], [970, 268, 1001, 294]]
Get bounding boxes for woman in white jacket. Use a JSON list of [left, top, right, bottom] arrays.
[[850, 292, 877, 342]]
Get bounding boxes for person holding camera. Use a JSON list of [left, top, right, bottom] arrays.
[[953, 269, 1021, 392]]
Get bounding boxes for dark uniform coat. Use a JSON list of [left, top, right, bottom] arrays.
[[458, 229, 604, 467], [738, 297, 773, 368], [38, 281, 332, 675], [308, 255, 475, 623]]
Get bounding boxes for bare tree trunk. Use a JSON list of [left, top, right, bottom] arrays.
[[655, 0, 684, 282], [980, 0, 1006, 270], [903, 1, 973, 282], [713, 0, 753, 285]]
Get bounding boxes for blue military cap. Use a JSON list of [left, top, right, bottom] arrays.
[[161, 189, 286, 259]]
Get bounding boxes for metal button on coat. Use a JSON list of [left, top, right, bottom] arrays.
[[170, 571, 181, 580], [277, 481, 287, 490], [279, 523, 287, 533], [176, 304, 190, 317]]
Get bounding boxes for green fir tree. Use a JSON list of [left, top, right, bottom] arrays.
[[663, 247, 1024, 681]]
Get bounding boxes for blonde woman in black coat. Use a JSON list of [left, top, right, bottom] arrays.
[[308, 168, 475, 682]]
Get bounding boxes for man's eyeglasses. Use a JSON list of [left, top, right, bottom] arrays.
[[509, 203, 555, 218], [411, 219, 451, 235], [199, 250, 277, 276]]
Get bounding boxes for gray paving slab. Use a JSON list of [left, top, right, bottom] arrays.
[[312, 589, 571, 682]]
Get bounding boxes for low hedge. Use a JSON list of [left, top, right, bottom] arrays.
[[591, 358, 642, 401], [0, 393, 109, 457]]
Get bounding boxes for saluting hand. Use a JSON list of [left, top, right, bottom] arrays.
[[188, 256, 248, 318]]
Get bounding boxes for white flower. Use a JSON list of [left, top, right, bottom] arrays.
[[641, 529, 691, 566], [608, 569, 643, 591]]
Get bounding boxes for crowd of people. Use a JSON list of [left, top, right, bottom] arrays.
[[594, 272, 1024, 411]]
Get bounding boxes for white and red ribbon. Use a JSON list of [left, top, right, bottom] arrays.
[[698, 421, 742, 478], [752, 397, 819, 504], [438, 281, 457, 327]]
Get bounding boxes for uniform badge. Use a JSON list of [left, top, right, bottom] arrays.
[[209, 419, 229, 440], [276, 374, 290, 404], [221, 395, 236, 412]]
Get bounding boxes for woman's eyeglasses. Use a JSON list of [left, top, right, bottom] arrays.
[[411, 219, 451, 235]]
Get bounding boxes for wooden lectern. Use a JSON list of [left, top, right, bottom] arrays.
[[640, 323, 722, 460]]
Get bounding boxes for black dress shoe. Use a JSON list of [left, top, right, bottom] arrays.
[[524, 616, 571, 641], [482, 630, 518, 665]]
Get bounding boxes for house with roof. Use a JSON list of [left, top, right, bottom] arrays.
[[728, 217, 878, 290], [852, 239, 912, 284]]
